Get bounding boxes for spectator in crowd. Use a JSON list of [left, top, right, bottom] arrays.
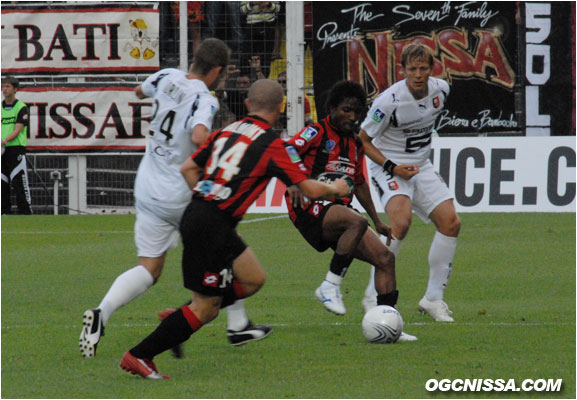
[[223, 58, 265, 120], [274, 71, 313, 138], [359, 43, 460, 322], [240, 1, 283, 77], [203, 1, 243, 65], [79, 39, 270, 359], [119, 79, 349, 379], [170, 2, 204, 59], [1, 76, 32, 215], [283, 80, 416, 341]]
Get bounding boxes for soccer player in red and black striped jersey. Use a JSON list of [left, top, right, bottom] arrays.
[[284, 81, 416, 341], [120, 79, 350, 380]]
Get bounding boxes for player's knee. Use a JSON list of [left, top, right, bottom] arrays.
[[442, 214, 461, 237], [349, 215, 369, 236], [392, 220, 410, 240], [375, 248, 395, 273]]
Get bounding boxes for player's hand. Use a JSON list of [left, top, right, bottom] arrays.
[[395, 164, 420, 180], [288, 185, 309, 209], [374, 221, 392, 246]]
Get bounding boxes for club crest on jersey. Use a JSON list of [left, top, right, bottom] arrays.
[[388, 181, 399, 191], [210, 105, 217, 115], [324, 140, 336, 153], [203, 272, 219, 287], [301, 126, 318, 141], [294, 139, 305, 147], [372, 108, 385, 123], [285, 145, 302, 163], [433, 96, 440, 108]]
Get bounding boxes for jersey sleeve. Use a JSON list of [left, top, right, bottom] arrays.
[[16, 104, 29, 125], [267, 139, 309, 187], [286, 124, 321, 155], [360, 93, 392, 139], [185, 93, 219, 133], [140, 69, 174, 98]]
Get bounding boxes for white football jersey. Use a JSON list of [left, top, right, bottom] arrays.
[[134, 68, 219, 208], [361, 77, 449, 165]]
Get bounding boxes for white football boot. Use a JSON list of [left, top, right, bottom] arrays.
[[315, 281, 346, 315], [361, 295, 378, 313], [398, 331, 418, 341], [79, 308, 105, 357], [418, 297, 454, 322]]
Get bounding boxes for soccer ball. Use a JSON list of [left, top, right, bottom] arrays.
[[362, 305, 403, 343]]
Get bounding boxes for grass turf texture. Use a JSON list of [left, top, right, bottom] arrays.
[[1, 213, 575, 398]]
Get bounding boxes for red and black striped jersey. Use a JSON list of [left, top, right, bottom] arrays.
[[286, 115, 366, 207], [191, 115, 309, 222]]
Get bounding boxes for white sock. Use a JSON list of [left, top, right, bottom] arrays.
[[425, 231, 457, 301], [364, 235, 402, 298], [324, 271, 342, 286], [98, 265, 154, 326], [227, 299, 249, 331]]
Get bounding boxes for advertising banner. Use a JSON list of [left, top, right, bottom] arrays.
[[247, 137, 576, 213], [1, 4, 160, 74], [522, 2, 575, 136], [312, 1, 520, 135], [19, 87, 151, 151]]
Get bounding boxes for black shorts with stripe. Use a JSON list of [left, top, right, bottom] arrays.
[[179, 198, 247, 296], [290, 201, 338, 252]]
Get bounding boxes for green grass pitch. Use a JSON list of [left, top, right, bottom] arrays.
[[1, 212, 575, 398]]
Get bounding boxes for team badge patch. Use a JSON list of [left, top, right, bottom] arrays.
[[388, 181, 399, 191], [285, 145, 302, 163], [210, 105, 217, 115], [203, 272, 219, 287], [372, 108, 385, 123], [301, 126, 318, 141], [325, 140, 336, 152], [295, 139, 305, 147], [433, 96, 440, 108]]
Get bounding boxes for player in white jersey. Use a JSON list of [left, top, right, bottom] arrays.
[[80, 39, 270, 358], [360, 43, 461, 322]]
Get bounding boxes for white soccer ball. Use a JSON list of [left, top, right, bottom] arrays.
[[362, 305, 403, 344]]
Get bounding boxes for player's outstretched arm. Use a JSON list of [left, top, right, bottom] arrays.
[[297, 179, 349, 201], [180, 157, 203, 190]]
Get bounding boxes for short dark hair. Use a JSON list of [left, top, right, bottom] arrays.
[[401, 43, 434, 67], [325, 80, 366, 113], [192, 38, 230, 76], [2, 76, 19, 89]]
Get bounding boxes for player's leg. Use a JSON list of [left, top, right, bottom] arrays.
[[11, 152, 32, 214], [80, 202, 180, 357], [121, 292, 221, 380], [413, 163, 460, 322], [363, 194, 412, 310], [354, 228, 417, 341], [418, 199, 460, 322], [315, 205, 369, 315]]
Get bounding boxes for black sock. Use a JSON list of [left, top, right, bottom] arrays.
[[130, 309, 195, 360], [377, 290, 399, 307], [329, 252, 354, 278]]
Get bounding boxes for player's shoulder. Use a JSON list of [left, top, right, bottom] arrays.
[[429, 77, 450, 94], [373, 81, 405, 106]]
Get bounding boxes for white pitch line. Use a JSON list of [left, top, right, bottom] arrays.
[[2, 215, 285, 235], [2, 320, 573, 330]]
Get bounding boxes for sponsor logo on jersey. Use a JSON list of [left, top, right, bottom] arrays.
[[388, 181, 399, 191], [203, 272, 219, 287], [285, 145, 302, 163], [301, 126, 318, 141], [433, 96, 440, 108], [372, 108, 385, 123], [210, 105, 217, 115], [294, 139, 305, 147]]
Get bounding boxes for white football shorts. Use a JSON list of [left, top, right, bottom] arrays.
[[369, 159, 453, 223], [134, 199, 185, 258]]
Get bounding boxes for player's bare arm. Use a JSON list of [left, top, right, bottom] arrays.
[[191, 124, 210, 147], [134, 85, 148, 99], [353, 180, 392, 245], [359, 130, 419, 180], [180, 157, 203, 190], [297, 178, 349, 201]]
